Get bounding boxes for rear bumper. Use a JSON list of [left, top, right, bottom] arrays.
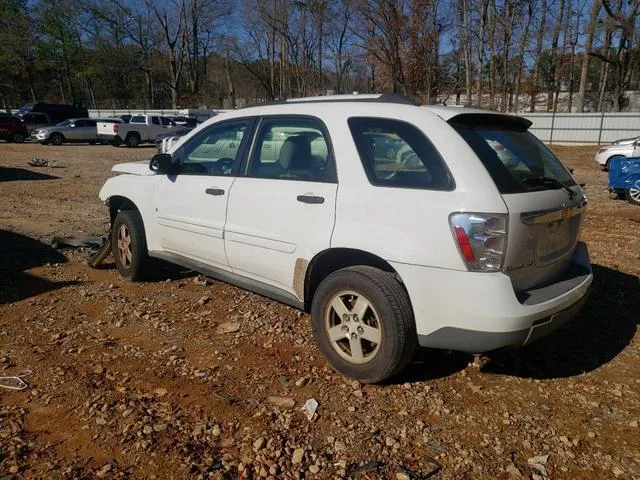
[[392, 242, 592, 353]]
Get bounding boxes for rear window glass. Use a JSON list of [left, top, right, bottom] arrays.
[[450, 117, 576, 194], [348, 117, 453, 190]]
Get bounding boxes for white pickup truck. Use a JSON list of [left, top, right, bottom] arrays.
[[97, 114, 179, 147]]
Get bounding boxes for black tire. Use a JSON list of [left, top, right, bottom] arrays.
[[627, 180, 640, 206], [111, 138, 122, 147], [88, 140, 96, 145], [310, 266, 417, 383], [11, 132, 25, 143], [111, 210, 150, 281], [50, 133, 64, 146], [125, 133, 140, 148], [604, 155, 623, 171]]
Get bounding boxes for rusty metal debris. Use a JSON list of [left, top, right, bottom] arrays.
[[28, 158, 64, 168], [50, 235, 113, 268], [88, 238, 112, 268]]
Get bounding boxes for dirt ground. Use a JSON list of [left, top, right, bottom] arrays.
[[0, 142, 639, 480]]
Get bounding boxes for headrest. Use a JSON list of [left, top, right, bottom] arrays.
[[279, 135, 311, 170]]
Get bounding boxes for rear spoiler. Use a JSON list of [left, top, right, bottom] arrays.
[[447, 113, 532, 130]]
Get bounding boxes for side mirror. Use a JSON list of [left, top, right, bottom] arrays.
[[149, 153, 174, 174]]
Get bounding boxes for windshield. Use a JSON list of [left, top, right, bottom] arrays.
[[451, 117, 576, 194]]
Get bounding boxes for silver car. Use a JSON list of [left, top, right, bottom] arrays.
[[32, 118, 121, 145]]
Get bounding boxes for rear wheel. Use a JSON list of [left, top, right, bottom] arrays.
[[311, 266, 417, 383], [111, 210, 149, 281], [111, 138, 122, 147], [125, 133, 140, 148], [50, 133, 64, 146], [627, 180, 640, 206]]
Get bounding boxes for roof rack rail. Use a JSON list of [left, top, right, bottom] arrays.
[[242, 93, 420, 109]]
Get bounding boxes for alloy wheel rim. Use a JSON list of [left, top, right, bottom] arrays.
[[117, 224, 133, 267], [630, 181, 640, 202], [324, 290, 382, 364]]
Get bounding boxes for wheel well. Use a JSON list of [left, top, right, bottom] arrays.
[[303, 248, 401, 311], [606, 155, 623, 169], [126, 131, 141, 139], [108, 196, 139, 225]]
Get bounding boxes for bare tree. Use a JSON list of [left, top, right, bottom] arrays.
[[576, 0, 602, 112]]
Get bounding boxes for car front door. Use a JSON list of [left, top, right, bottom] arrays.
[[225, 116, 338, 298], [152, 118, 255, 269]]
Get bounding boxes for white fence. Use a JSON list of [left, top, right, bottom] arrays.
[[520, 112, 640, 145]]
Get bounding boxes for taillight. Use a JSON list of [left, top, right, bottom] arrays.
[[449, 213, 507, 272], [113, 124, 119, 133]]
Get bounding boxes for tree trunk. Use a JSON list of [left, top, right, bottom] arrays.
[[548, 0, 566, 111], [225, 54, 236, 109], [513, 0, 533, 113], [475, 0, 489, 106], [487, 2, 496, 110], [460, 0, 473, 105], [576, 0, 601, 112], [597, 24, 612, 112], [530, 0, 548, 112]]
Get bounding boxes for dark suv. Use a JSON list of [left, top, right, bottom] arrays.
[[0, 115, 28, 143]]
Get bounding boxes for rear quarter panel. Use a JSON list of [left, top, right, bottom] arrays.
[[323, 105, 507, 270]]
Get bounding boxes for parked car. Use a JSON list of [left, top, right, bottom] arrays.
[[98, 93, 592, 383], [16, 102, 88, 124], [20, 112, 55, 134], [0, 115, 28, 143], [608, 157, 640, 205], [611, 135, 640, 146], [594, 139, 640, 170], [156, 128, 193, 153], [31, 118, 114, 145], [98, 114, 179, 147]]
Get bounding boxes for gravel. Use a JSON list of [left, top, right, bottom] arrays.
[[0, 144, 639, 478]]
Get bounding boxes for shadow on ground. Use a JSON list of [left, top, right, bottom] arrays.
[[483, 264, 639, 379], [0, 166, 60, 182], [393, 264, 638, 383], [0, 229, 79, 304]]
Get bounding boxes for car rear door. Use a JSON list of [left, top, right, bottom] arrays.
[[224, 116, 338, 297], [450, 114, 586, 291], [152, 118, 255, 269]]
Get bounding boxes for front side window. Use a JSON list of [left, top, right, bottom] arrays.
[[130, 116, 145, 124], [248, 117, 335, 182], [450, 115, 576, 194], [177, 120, 252, 176], [348, 117, 453, 190], [151, 117, 160, 125], [161, 117, 172, 126]]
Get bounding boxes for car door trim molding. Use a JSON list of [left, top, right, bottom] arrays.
[[225, 229, 296, 253], [149, 251, 304, 310]]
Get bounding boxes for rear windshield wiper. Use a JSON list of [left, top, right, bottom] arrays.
[[522, 176, 577, 199]]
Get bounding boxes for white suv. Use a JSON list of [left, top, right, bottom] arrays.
[[99, 94, 592, 383]]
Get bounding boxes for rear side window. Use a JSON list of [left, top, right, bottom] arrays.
[[348, 117, 453, 190], [450, 115, 576, 194]]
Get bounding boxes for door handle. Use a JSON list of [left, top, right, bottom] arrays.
[[297, 195, 325, 204], [206, 188, 225, 196]]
